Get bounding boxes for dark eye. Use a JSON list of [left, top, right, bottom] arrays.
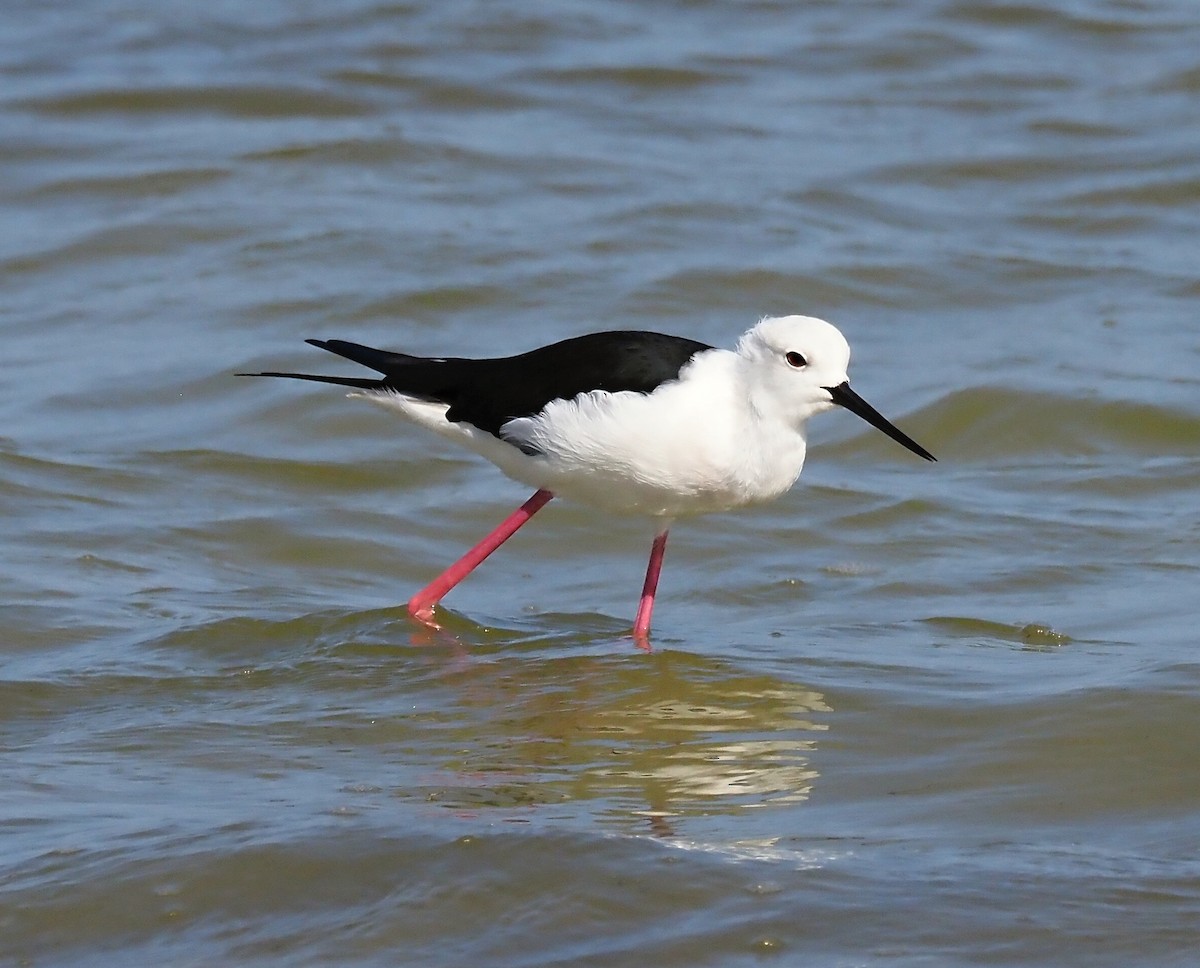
[[785, 351, 807, 368]]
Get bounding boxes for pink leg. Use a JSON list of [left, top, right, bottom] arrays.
[[408, 488, 554, 624], [633, 529, 669, 646]]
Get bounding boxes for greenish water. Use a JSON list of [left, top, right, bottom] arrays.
[[3, 1, 1200, 965]]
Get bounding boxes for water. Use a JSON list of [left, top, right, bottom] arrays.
[[3, 0, 1200, 964]]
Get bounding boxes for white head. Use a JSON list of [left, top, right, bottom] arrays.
[[736, 315, 936, 461], [737, 315, 851, 423]]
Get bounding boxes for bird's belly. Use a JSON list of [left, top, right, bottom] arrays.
[[501, 442, 802, 518], [533, 469, 743, 517]]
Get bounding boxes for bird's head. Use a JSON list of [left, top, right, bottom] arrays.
[[737, 315, 935, 461]]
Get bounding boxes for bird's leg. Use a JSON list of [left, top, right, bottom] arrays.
[[632, 528, 670, 648], [407, 488, 555, 625]]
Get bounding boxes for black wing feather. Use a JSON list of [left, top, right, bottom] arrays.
[[437, 332, 713, 436], [243, 330, 714, 439], [305, 339, 420, 374], [242, 371, 386, 390]]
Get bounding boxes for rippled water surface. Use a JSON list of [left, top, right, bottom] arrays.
[[3, 1, 1200, 965]]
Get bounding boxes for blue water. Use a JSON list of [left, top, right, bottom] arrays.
[[3, 1, 1200, 965]]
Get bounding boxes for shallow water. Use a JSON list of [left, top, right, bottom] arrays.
[[3, 1, 1200, 965]]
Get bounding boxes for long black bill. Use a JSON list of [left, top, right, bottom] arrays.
[[825, 382, 936, 462]]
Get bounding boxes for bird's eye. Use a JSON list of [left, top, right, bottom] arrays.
[[785, 351, 807, 368]]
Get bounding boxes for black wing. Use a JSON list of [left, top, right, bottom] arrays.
[[242, 331, 713, 438]]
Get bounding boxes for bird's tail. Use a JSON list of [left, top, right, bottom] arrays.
[[239, 337, 426, 389], [236, 370, 387, 389]]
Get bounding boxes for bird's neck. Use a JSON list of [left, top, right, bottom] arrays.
[[737, 387, 809, 501]]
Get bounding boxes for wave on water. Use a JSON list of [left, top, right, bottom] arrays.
[[825, 386, 1200, 461]]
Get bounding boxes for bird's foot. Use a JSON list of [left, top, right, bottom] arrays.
[[407, 598, 442, 630]]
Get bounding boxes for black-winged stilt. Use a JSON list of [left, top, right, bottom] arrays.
[[244, 315, 935, 644]]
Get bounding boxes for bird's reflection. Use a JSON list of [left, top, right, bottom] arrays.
[[396, 644, 830, 836]]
